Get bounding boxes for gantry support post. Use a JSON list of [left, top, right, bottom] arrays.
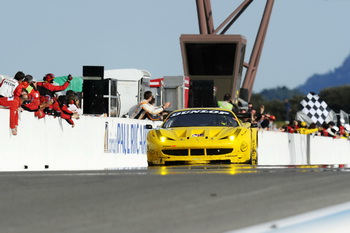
[[241, 0, 275, 101]]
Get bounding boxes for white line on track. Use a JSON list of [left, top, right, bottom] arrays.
[[0, 171, 148, 177], [225, 201, 350, 233]]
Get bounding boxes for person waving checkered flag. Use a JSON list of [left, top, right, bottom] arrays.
[[300, 92, 332, 126]]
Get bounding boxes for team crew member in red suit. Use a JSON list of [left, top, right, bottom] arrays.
[[0, 89, 29, 135], [319, 122, 329, 137], [21, 75, 40, 111], [287, 122, 295, 133], [57, 95, 75, 127], [36, 73, 73, 116], [22, 75, 39, 100], [338, 119, 347, 137], [21, 75, 52, 117]]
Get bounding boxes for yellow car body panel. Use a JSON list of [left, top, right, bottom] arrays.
[[147, 108, 258, 165]]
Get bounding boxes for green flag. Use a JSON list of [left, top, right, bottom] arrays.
[[54, 76, 83, 92]]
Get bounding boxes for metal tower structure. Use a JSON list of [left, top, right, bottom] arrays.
[[188, 0, 275, 102]]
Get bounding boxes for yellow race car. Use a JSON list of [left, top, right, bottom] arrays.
[[147, 108, 258, 165]]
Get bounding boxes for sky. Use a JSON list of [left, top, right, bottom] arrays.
[[1, 0, 350, 93]]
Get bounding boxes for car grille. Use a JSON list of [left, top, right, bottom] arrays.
[[162, 148, 233, 156]]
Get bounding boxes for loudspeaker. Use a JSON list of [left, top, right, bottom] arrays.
[[83, 79, 109, 115], [83, 66, 104, 80]]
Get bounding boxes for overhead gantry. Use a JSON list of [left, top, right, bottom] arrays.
[[180, 0, 275, 105]]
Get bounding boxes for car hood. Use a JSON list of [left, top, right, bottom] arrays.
[[157, 127, 246, 140]]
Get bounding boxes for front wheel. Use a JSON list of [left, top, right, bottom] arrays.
[[250, 135, 258, 165], [251, 150, 258, 165]]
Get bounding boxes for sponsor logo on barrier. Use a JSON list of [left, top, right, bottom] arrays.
[[105, 122, 148, 155]]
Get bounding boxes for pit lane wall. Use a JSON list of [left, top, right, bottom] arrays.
[[0, 110, 161, 171], [258, 131, 350, 166], [1, 109, 350, 171]]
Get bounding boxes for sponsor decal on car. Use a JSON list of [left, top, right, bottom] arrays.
[[170, 110, 231, 117], [192, 134, 204, 137]]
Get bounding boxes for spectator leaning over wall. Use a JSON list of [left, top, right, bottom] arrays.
[[57, 95, 76, 127], [21, 75, 46, 115], [296, 122, 319, 135], [0, 71, 25, 98], [66, 90, 82, 115], [0, 88, 29, 135], [286, 120, 296, 133], [36, 73, 72, 117], [338, 119, 347, 138], [319, 122, 329, 137], [326, 121, 338, 138]]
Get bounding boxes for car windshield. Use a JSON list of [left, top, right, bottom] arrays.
[[162, 109, 239, 128]]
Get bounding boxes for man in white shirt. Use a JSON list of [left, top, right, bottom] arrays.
[[130, 91, 170, 120], [0, 71, 25, 98]]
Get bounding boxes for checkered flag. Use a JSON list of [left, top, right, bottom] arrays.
[[300, 92, 332, 126]]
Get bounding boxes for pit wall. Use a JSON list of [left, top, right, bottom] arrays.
[[258, 131, 350, 166], [0, 110, 160, 171], [0, 109, 349, 171]]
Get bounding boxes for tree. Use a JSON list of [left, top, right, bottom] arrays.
[[320, 85, 350, 112], [250, 93, 304, 123]]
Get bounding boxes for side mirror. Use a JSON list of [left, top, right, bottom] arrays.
[[242, 122, 251, 128]]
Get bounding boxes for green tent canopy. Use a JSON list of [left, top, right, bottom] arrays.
[[54, 76, 83, 92]]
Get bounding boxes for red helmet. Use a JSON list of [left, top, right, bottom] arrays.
[[44, 73, 55, 83], [269, 115, 276, 121]]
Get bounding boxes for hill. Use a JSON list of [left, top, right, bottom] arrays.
[[295, 54, 350, 94], [258, 53, 350, 100], [258, 86, 303, 101]]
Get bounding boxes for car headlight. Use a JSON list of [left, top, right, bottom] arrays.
[[160, 136, 167, 143], [155, 130, 175, 142], [228, 135, 235, 141]]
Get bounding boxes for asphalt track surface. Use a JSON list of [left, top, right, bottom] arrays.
[[1, 165, 350, 233]]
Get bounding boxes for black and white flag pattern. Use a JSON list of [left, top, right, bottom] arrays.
[[300, 92, 331, 125]]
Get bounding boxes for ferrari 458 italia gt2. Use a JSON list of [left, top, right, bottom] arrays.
[[146, 108, 258, 165]]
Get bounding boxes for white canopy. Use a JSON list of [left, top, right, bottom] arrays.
[[104, 69, 151, 81]]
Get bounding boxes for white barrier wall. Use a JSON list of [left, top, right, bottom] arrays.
[[1, 108, 350, 171], [258, 131, 350, 166], [257, 131, 307, 165], [309, 135, 350, 165], [256, 131, 294, 165], [0, 109, 160, 171]]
